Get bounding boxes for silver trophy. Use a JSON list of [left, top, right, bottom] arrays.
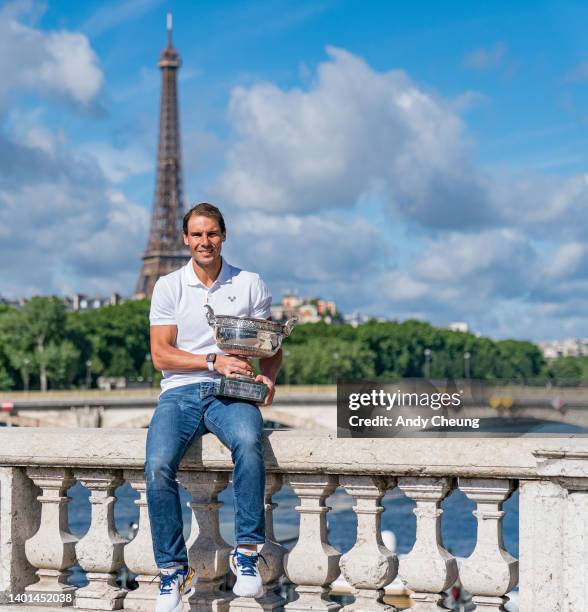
[[204, 304, 298, 402]]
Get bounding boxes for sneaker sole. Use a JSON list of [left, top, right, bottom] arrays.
[[232, 584, 264, 599]]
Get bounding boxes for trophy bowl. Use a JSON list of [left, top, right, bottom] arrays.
[[204, 305, 297, 402]]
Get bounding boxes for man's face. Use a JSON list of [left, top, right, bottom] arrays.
[[183, 215, 225, 267]]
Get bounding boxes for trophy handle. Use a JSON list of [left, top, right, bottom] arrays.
[[204, 304, 216, 326], [283, 317, 298, 337]]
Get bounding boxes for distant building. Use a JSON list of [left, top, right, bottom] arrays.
[[0, 296, 25, 309], [63, 293, 124, 312], [344, 312, 372, 328], [271, 293, 340, 324], [537, 339, 588, 359], [0, 294, 125, 312], [297, 303, 320, 324], [281, 294, 303, 318], [447, 322, 470, 334], [317, 300, 336, 317]]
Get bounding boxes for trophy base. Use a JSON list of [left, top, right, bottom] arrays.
[[218, 376, 268, 403]]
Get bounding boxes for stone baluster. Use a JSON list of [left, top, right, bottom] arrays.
[[339, 476, 398, 611], [458, 478, 518, 611], [560, 478, 588, 612], [180, 470, 233, 612], [284, 474, 341, 612], [0, 466, 41, 598], [397, 477, 457, 611], [231, 472, 287, 611], [123, 469, 159, 612], [74, 469, 127, 609], [24, 467, 77, 606], [518, 479, 565, 611]]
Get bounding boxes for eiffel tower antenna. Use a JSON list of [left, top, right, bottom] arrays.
[[167, 10, 173, 46], [135, 12, 186, 298]]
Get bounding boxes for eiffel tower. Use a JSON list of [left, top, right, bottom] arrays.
[[135, 12, 187, 299]]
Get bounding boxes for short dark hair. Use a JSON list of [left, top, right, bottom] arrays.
[[183, 202, 226, 235]]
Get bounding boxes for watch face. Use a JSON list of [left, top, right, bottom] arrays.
[[207, 353, 215, 362]]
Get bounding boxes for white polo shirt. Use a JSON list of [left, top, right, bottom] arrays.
[[150, 257, 272, 393]]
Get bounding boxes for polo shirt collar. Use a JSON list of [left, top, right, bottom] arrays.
[[184, 257, 233, 287]]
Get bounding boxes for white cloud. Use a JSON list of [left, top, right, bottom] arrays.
[[217, 46, 491, 229], [80, 142, 152, 183], [0, 4, 151, 297], [545, 242, 587, 279], [5, 107, 67, 158], [34, 31, 102, 105], [414, 229, 535, 288], [223, 210, 388, 287], [373, 229, 537, 315], [0, 156, 149, 296], [210, 47, 588, 338], [0, 1, 103, 107], [491, 173, 588, 240]]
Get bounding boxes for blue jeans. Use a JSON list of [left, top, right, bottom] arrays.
[[145, 382, 266, 568]]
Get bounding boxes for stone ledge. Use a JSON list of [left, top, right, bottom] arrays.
[[1, 428, 587, 478]]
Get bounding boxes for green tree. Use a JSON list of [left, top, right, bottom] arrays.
[[107, 347, 137, 377], [0, 340, 15, 390], [0, 298, 68, 391], [45, 340, 81, 389], [549, 356, 583, 386], [494, 340, 545, 381], [0, 306, 17, 389], [279, 338, 376, 384], [69, 299, 151, 381]]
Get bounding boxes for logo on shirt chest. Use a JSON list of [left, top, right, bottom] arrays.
[[228, 296, 236, 302]]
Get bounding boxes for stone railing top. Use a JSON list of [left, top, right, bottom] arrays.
[[1, 429, 587, 479]]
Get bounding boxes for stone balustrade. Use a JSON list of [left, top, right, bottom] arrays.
[[0, 428, 587, 611]]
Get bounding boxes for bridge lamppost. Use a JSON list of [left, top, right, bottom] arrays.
[[85, 360, 92, 389], [145, 352, 153, 386], [464, 352, 471, 379], [22, 357, 30, 392], [333, 351, 340, 384], [423, 348, 431, 378], [284, 349, 290, 387]]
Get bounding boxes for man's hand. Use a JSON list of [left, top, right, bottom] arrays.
[[255, 374, 275, 406], [214, 355, 253, 378]]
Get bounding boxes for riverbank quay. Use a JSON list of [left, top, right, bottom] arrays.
[[0, 387, 337, 430], [1, 428, 587, 610]]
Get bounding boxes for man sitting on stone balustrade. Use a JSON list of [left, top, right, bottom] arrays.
[[146, 202, 281, 612]]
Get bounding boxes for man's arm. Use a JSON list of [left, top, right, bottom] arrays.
[[150, 325, 205, 371], [259, 349, 282, 383], [150, 325, 253, 376]]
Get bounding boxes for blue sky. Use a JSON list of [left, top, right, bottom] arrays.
[[2, 0, 588, 341]]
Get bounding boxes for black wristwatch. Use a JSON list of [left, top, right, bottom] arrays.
[[206, 353, 217, 372]]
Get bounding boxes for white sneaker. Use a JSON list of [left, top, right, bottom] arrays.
[[155, 566, 196, 612], [230, 548, 265, 598]]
